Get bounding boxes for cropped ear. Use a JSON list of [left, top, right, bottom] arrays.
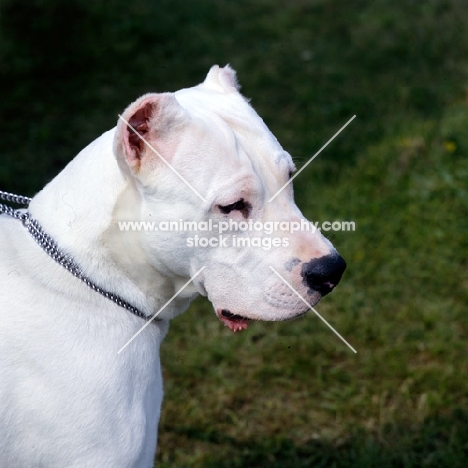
[[203, 64, 240, 93], [115, 93, 187, 171]]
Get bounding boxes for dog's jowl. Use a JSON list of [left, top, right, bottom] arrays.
[[0, 66, 346, 467]]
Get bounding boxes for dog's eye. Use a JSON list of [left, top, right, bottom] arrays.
[[288, 170, 293, 179], [218, 198, 251, 218]]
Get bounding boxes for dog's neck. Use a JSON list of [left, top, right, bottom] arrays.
[[28, 129, 193, 320]]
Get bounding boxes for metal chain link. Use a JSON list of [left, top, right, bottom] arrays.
[[0, 190, 154, 322], [0, 190, 31, 222], [0, 190, 32, 206]]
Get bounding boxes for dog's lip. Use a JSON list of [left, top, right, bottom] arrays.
[[216, 309, 249, 332], [215, 308, 310, 331], [220, 309, 246, 320]]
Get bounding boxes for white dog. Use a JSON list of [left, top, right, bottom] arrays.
[[0, 66, 346, 467]]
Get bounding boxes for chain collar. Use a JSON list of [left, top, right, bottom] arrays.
[[0, 190, 156, 323]]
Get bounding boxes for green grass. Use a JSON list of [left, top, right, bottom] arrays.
[[1, 0, 468, 466]]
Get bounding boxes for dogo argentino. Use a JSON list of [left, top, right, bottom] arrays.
[[0, 65, 346, 467]]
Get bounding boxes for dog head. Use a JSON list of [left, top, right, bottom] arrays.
[[113, 65, 346, 331]]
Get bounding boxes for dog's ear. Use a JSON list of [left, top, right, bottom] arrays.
[[115, 93, 187, 171], [203, 65, 240, 93]]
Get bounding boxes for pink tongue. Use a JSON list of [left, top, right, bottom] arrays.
[[218, 314, 249, 332]]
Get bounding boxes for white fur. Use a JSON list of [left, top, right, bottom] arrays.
[[0, 66, 337, 467]]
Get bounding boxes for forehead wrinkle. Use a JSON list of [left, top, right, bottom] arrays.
[[227, 136, 289, 202], [227, 118, 293, 170], [209, 111, 295, 202], [176, 88, 280, 164], [240, 132, 291, 173], [177, 90, 291, 197]]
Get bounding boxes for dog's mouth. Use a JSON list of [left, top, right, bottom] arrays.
[[216, 309, 249, 332]]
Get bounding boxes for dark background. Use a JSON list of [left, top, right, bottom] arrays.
[[1, 1, 467, 466]]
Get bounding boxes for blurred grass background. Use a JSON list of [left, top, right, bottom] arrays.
[[1, 0, 468, 466]]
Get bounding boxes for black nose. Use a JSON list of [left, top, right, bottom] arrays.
[[301, 254, 347, 296]]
